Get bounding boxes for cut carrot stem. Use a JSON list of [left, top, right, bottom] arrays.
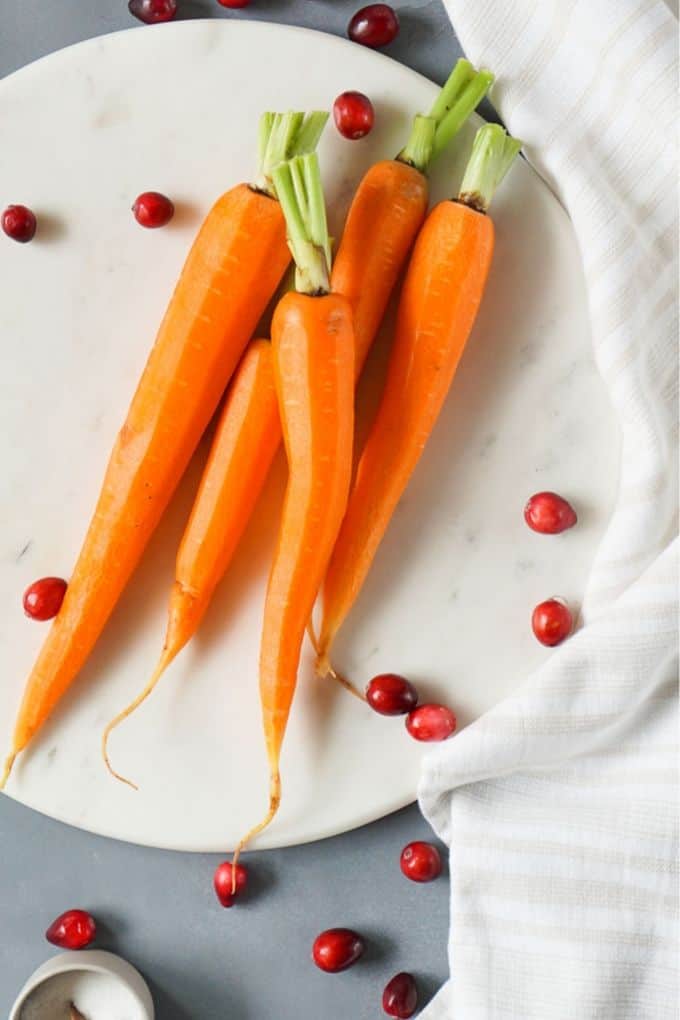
[[458, 122, 522, 212], [317, 125, 520, 670], [398, 60, 494, 172], [1, 110, 327, 790], [231, 153, 355, 876]]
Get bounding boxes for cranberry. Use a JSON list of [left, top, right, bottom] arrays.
[[217, 0, 251, 6], [348, 4, 400, 48], [524, 492, 577, 534], [46, 910, 96, 950], [406, 703, 456, 742], [400, 841, 442, 882], [2, 204, 37, 243], [312, 928, 365, 972], [23, 577, 67, 621], [366, 674, 418, 715], [383, 972, 418, 1018], [213, 861, 248, 907], [532, 598, 573, 646], [333, 91, 375, 140], [132, 191, 175, 228], [128, 0, 177, 23]]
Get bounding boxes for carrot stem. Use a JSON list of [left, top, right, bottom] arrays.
[[273, 153, 331, 295], [458, 124, 522, 212], [256, 110, 329, 197], [397, 115, 437, 174], [428, 58, 476, 122], [432, 69, 494, 160], [397, 59, 494, 172]]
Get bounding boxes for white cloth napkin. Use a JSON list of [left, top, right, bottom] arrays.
[[419, 2, 678, 1017]]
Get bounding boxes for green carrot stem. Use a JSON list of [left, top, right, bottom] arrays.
[[256, 111, 329, 197], [428, 58, 476, 122], [292, 111, 330, 157], [273, 153, 331, 295], [396, 115, 437, 172], [458, 124, 522, 213], [397, 59, 494, 174], [432, 69, 494, 161]]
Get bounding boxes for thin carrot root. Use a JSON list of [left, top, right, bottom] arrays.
[[0, 751, 17, 791], [101, 648, 174, 789], [230, 770, 281, 894], [306, 619, 320, 655], [315, 654, 365, 702]]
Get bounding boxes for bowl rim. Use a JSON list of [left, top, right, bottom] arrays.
[[9, 949, 154, 1019]]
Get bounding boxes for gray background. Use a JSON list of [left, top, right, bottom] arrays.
[[0, 2, 462, 1017]]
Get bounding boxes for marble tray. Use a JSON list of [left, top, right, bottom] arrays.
[[0, 21, 620, 851]]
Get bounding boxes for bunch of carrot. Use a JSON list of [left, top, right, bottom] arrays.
[[1, 108, 327, 787], [102, 56, 496, 782], [2, 64, 521, 861]]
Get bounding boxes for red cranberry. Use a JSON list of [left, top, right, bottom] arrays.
[[23, 577, 67, 621], [406, 703, 456, 742], [46, 910, 96, 950], [312, 928, 365, 972], [524, 492, 577, 534], [400, 841, 442, 882], [217, 0, 251, 6], [213, 861, 248, 907], [366, 674, 418, 715], [132, 191, 175, 228], [532, 598, 573, 646], [348, 4, 400, 48], [2, 205, 37, 243], [128, 0, 177, 23], [383, 972, 418, 1018], [333, 91, 375, 140]]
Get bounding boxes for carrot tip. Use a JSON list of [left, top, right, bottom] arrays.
[[100, 648, 175, 789], [0, 751, 17, 791], [315, 655, 365, 702], [231, 772, 282, 891], [101, 741, 139, 792], [306, 619, 320, 656]]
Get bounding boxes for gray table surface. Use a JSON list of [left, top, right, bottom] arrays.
[[0, 3, 463, 1017]]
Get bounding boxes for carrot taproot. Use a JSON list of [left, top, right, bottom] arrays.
[[101, 337, 280, 786], [0, 111, 328, 789], [316, 125, 521, 672], [232, 152, 355, 868], [332, 59, 494, 379]]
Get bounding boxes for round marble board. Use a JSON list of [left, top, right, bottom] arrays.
[[0, 21, 619, 851]]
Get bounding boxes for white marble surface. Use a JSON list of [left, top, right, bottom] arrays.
[[0, 21, 620, 852]]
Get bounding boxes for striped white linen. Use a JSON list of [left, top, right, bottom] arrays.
[[419, 1, 678, 1017]]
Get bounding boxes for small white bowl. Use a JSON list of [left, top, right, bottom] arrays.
[[10, 950, 154, 1020]]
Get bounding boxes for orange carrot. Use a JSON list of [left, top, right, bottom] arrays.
[[332, 60, 493, 379], [316, 126, 521, 671], [232, 152, 355, 865], [101, 338, 280, 785], [95, 68, 491, 784], [104, 62, 493, 757], [1, 111, 327, 788]]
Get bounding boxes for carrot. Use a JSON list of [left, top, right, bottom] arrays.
[[0, 110, 328, 789], [101, 338, 280, 785], [99, 65, 492, 783], [332, 59, 493, 380], [232, 152, 355, 869], [316, 125, 521, 673]]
